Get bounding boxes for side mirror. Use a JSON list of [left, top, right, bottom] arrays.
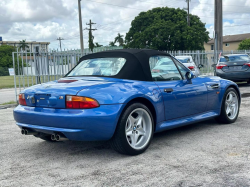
[[198, 64, 204, 69], [185, 72, 194, 84]]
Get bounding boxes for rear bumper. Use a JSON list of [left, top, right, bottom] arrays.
[[13, 104, 124, 141], [216, 70, 250, 81]]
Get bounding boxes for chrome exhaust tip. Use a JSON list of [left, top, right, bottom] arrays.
[[55, 134, 68, 141], [23, 129, 38, 135], [51, 134, 56, 141]]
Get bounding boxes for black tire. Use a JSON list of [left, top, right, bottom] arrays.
[[111, 103, 154, 155], [34, 133, 56, 142], [215, 87, 240, 124]]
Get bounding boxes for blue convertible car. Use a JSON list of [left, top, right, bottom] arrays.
[[14, 49, 241, 155]]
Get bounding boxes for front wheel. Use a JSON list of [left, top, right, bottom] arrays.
[[111, 103, 154, 155], [216, 87, 240, 124]]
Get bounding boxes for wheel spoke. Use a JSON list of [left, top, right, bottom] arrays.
[[137, 128, 146, 136], [128, 115, 136, 126], [226, 106, 231, 115], [126, 129, 133, 136], [227, 93, 233, 103], [136, 116, 143, 128], [134, 133, 140, 144], [130, 134, 136, 146]]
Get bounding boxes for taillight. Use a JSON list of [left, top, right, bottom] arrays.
[[19, 93, 27, 106], [216, 64, 227, 69], [66, 96, 99, 109], [244, 63, 250, 67], [188, 66, 195, 71]]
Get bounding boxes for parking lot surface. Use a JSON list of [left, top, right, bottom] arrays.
[[0, 84, 250, 186]]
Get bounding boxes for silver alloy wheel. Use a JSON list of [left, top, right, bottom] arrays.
[[125, 108, 152, 150], [225, 91, 239, 120]]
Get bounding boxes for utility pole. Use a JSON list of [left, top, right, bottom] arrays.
[[78, 0, 84, 52], [57, 37, 64, 51], [85, 20, 97, 52], [214, 0, 223, 52], [186, 0, 190, 26], [214, 0, 223, 67]]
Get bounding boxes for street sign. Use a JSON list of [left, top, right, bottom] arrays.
[[8, 68, 15, 76]]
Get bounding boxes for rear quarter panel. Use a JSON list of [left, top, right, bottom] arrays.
[[77, 80, 165, 124]]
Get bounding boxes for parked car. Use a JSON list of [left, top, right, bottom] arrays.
[[14, 49, 241, 155], [216, 54, 250, 84], [175, 56, 201, 76]]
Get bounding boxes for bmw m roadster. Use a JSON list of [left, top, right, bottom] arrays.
[[14, 49, 241, 155]]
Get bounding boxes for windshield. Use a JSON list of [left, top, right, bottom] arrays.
[[176, 58, 190, 63], [67, 58, 126, 77], [220, 55, 250, 62]]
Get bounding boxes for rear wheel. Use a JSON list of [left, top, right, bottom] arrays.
[[111, 103, 154, 155], [215, 87, 239, 124]]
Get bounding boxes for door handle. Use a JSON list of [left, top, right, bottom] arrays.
[[164, 88, 173, 93]]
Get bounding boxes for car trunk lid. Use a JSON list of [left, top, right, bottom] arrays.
[[220, 61, 250, 72], [23, 77, 112, 108]]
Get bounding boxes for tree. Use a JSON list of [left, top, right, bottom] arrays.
[[19, 39, 29, 51], [88, 31, 95, 52], [114, 33, 124, 46], [125, 7, 209, 50], [95, 42, 103, 47], [109, 41, 117, 47], [238, 38, 250, 50], [0, 45, 23, 76]]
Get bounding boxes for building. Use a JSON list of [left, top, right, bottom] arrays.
[[204, 33, 250, 51], [0, 40, 50, 52]]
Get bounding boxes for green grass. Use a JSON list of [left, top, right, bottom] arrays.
[[0, 75, 61, 89], [0, 76, 35, 89], [0, 100, 17, 105]]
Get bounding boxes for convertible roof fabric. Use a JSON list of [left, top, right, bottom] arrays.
[[77, 49, 171, 81]]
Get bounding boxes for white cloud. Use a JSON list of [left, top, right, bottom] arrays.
[[1, 0, 250, 49]]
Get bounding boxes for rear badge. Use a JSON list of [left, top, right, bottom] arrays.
[[59, 96, 64, 99]]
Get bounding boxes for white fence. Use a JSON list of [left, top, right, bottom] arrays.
[[12, 48, 250, 102]]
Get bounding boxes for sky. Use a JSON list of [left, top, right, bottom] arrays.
[[0, 0, 250, 50]]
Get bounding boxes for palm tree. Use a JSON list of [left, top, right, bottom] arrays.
[[109, 41, 116, 47], [19, 39, 29, 51], [114, 33, 124, 46], [95, 42, 103, 47]]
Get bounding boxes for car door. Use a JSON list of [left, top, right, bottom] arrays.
[[150, 56, 208, 121]]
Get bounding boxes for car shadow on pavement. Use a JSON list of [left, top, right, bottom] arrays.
[[29, 118, 219, 158]]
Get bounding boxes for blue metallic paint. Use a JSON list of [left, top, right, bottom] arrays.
[[13, 76, 240, 141]]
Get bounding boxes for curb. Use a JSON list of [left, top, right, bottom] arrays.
[[0, 104, 18, 109]]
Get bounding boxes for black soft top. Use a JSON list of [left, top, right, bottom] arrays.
[[78, 49, 171, 81]]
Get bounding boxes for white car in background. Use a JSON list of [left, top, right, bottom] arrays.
[[175, 56, 200, 77]]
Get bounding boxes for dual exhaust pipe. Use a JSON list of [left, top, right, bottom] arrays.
[[21, 128, 38, 135], [51, 133, 68, 141], [21, 128, 68, 141]]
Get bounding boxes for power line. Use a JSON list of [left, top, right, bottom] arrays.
[[57, 37, 64, 51], [223, 24, 250, 27], [85, 19, 97, 51]]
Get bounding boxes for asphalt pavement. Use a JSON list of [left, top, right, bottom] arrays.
[[0, 84, 250, 186]]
